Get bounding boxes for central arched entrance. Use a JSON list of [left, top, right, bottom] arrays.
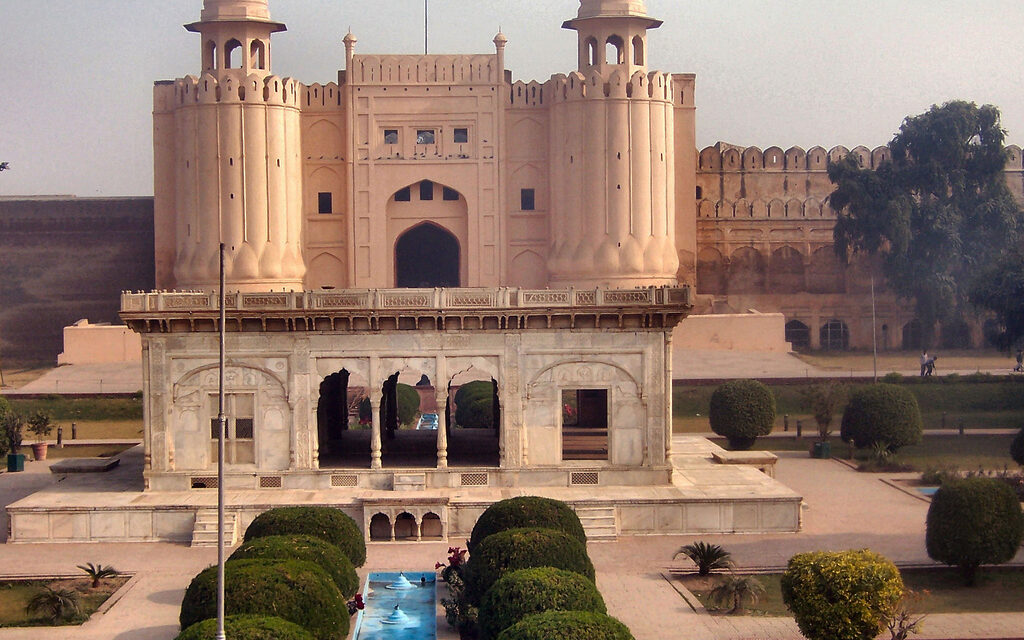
[[395, 223, 460, 288]]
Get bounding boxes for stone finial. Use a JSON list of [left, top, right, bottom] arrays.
[[493, 31, 508, 47]]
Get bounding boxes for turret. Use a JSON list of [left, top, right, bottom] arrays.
[[186, 0, 284, 78], [563, 0, 662, 77]]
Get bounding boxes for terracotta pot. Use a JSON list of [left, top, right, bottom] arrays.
[[31, 442, 48, 461]]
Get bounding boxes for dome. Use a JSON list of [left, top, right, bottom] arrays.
[[576, 0, 650, 19], [200, 0, 271, 22]]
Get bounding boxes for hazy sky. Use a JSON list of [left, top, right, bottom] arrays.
[[2, 0, 1022, 197]]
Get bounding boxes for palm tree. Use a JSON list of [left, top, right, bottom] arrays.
[[26, 586, 81, 623], [77, 563, 119, 588], [708, 574, 765, 614], [674, 541, 734, 576]]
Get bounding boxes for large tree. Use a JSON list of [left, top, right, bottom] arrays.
[[829, 101, 1023, 343], [970, 249, 1024, 349]]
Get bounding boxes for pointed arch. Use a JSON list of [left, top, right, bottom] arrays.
[[395, 222, 460, 288]]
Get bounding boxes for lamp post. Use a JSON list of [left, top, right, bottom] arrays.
[[216, 243, 227, 640]]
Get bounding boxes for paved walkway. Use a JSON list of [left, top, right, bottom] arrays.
[[2, 449, 1024, 638], [2, 363, 142, 395]]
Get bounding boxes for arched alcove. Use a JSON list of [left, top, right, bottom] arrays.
[[250, 39, 266, 70], [394, 513, 417, 540], [632, 36, 644, 66], [820, 319, 850, 351], [785, 320, 810, 350], [395, 223, 460, 288], [369, 514, 391, 541], [225, 39, 243, 69], [606, 35, 624, 65]]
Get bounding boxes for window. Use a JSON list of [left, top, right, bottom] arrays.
[[561, 389, 608, 461], [443, 187, 460, 201], [384, 129, 399, 144], [318, 192, 333, 214], [416, 129, 436, 145], [395, 187, 412, 202], [453, 128, 469, 143], [520, 188, 536, 211], [695, 186, 703, 199], [210, 394, 255, 464], [420, 180, 434, 201]]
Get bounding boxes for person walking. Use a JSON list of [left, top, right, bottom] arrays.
[[920, 350, 929, 377], [1014, 350, 1023, 373]]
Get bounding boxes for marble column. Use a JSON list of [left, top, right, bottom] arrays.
[[370, 390, 382, 470], [435, 388, 449, 469]]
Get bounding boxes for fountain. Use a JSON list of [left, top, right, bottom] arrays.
[[352, 571, 438, 640], [385, 572, 417, 590], [381, 605, 412, 625]]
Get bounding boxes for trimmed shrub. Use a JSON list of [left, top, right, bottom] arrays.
[[925, 477, 1024, 585], [1012, 426, 1024, 466], [176, 615, 315, 640], [358, 383, 421, 426], [496, 611, 634, 640], [468, 496, 586, 553], [781, 549, 904, 640], [465, 527, 594, 606], [479, 567, 606, 640], [243, 506, 366, 567], [709, 379, 776, 449], [840, 384, 922, 451], [456, 396, 494, 428], [455, 380, 493, 406], [179, 560, 348, 640], [228, 534, 359, 598]]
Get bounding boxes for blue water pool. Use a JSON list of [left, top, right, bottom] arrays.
[[353, 571, 438, 640], [917, 486, 939, 496]]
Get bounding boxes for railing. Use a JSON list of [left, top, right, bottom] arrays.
[[121, 286, 692, 314]]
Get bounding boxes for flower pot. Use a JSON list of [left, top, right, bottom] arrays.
[[31, 442, 48, 461], [811, 441, 831, 459], [6, 453, 25, 472]]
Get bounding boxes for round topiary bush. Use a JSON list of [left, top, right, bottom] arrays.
[[839, 383, 922, 451], [1011, 426, 1024, 466], [455, 380, 493, 406], [175, 614, 315, 640], [456, 396, 494, 428], [228, 534, 359, 598], [781, 549, 904, 640], [479, 567, 606, 640], [926, 477, 1024, 585], [243, 506, 366, 567], [358, 383, 421, 427], [708, 379, 776, 450], [496, 611, 634, 640], [468, 496, 586, 553], [465, 527, 594, 606], [179, 560, 349, 640]]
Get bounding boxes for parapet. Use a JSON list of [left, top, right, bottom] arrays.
[[697, 196, 837, 220], [169, 73, 301, 107], [348, 54, 500, 86]]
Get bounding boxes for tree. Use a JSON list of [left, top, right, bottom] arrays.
[[77, 563, 118, 588], [708, 574, 765, 615], [830, 101, 1024, 342], [799, 381, 846, 441], [970, 249, 1024, 349], [840, 384, 922, 452], [673, 541, 733, 576], [708, 379, 776, 450]]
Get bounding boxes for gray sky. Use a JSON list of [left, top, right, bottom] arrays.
[[2, 0, 1022, 197]]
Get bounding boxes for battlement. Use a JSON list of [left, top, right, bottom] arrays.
[[302, 83, 343, 111], [165, 73, 301, 108], [508, 68, 674, 108], [698, 196, 837, 220], [348, 54, 500, 86]]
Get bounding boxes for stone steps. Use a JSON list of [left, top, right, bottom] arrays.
[[576, 506, 617, 542], [191, 508, 239, 548], [393, 472, 427, 491]]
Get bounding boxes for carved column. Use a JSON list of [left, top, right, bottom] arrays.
[[435, 388, 449, 469], [369, 390, 383, 470], [665, 330, 673, 461]]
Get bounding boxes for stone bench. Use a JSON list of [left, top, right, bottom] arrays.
[[711, 450, 778, 478]]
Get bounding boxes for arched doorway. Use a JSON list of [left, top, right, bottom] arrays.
[[395, 223, 460, 288]]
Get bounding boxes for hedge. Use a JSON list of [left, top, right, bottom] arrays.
[[179, 559, 349, 640], [926, 477, 1024, 585], [479, 567, 606, 640], [781, 550, 904, 640], [468, 496, 586, 553], [228, 534, 359, 598], [175, 615, 315, 640], [840, 384, 922, 451], [709, 379, 776, 449], [465, 527, 594, 606], [496, 611, 634, 640], [1011, 426, 1024, 466], [243, 506, 366, 567], [456, 397, 494, 428]]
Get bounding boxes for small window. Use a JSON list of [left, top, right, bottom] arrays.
[[384, 129, 399, 144], [420, 180, 434, 201], [695, 186, 703, 199], [318, 192, 333, 214], [395, 187, 412, 202], [520, 188, 536, 211], [453, 128, 469, 143], [443, 187, 460, 201], [416, 129, 436, 145]]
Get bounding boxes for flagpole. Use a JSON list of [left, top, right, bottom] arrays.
[[424, 0, 428, 54], [871, 276, 878, 383], [216, 243, 226, 640]]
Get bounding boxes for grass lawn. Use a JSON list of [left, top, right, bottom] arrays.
[[721, 434, 1017, 471], [28, 444, 133, 461], [680, 567, 1024, 617], [794, 349, 1014, 374], [0, 577, 128, 627]]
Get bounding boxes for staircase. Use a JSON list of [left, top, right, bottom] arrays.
[[393, 472, 427, 492], [191, 508, 239, 548], [576, 506, 617, 542]]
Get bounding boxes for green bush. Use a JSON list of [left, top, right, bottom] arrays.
[[881, 372, 904, 384], [179, 560, 348, 640], [455, 380, 493, 405], [925, 477, 1024, 585], [468, 496, 586, 553], [465, 527, 594, 606], [228, 534, 359, 598], [243, 507, 365, 567], [781, 549, 904, 640], [1011, 427, 1024, 466], [840, 384, 922, 451], [479, 567, 606, 640], [358, 383, 421, 426], [496, 611, 634, 640], [708, 379, 776, 449], [176, 615, 315, 640], [456, 396, 494, 428]]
